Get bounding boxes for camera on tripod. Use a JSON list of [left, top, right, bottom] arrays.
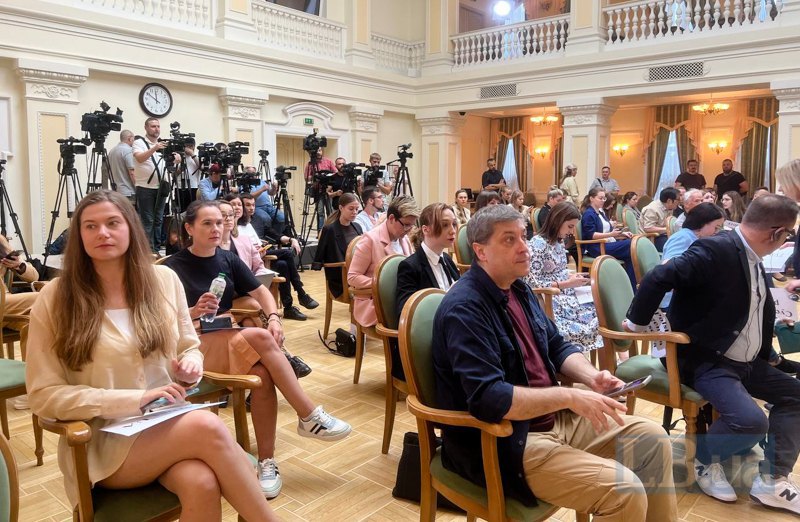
[[220, 141, 249, 168], [258, 149, 269, 159], [341, 162, 365, 192], [363, 164, 385, 187], [303, 130, 327, 153], [57, 137, 90, 157], [397, 143, 413, 161], [158, 121, 195, 159], [275, 165, 296, 184], [80, 101, 123, 141]]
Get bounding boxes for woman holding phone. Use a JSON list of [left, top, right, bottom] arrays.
[[25, 190, 277, 520], [525, 202, 602, 353], [0, 235, 38, 331]]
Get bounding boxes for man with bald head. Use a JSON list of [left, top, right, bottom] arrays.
[[105, 129, 136, 204], [714, 159, 748, 198]]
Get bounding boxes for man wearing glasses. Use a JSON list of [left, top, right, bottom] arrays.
[[626, 195, 800, 515], [347, 195, 419, 329]]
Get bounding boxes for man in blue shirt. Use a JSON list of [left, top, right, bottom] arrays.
[[242, 165, 285, 235], [433, 205, 676, 519]]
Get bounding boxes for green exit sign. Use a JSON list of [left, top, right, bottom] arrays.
[[303, 117, 314, 126]]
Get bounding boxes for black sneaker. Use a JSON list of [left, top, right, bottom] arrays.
[[283, 306, 307, 321], [298, 293, 319, 309], [286, 354, 312, 378], [775, 355, 800, 375]]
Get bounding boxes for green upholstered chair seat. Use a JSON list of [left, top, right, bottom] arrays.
[[0, 360, 26, 392], [91, 446, 258, 522], [92, 482, 180, 522], [430, 450, 554, 522], [615, 355, 704, 404], [456, 226, 472, 267], [193, 378, 226, 397]]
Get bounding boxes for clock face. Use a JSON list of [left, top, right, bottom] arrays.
[[139, 83, 172, 117]]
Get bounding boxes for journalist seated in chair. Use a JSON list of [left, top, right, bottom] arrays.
[[433, 205, 677, 520], [165, 200, 351, 500], [0, 234, 38, 331], [237, 193, 318, 321], [580, 187, 636, 288], [639, 187, 680, 252], [348, 195, 419, 329], [474, 190, 502, 211], [25, 190, 278, 521], [536, 188, 565, 230], [313, 193, 362, 299], [524, 202, 601, 353], [217, 197, 310, 378], [621, 191, 641, 220], [625, 195, 800, 514]]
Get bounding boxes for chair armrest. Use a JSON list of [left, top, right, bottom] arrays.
[[531, 287, 560, 296], [323, 262, 345, 269], [375, 324, 398, 339], [350, 287, 373, 298], [597, 327, 690, 345], [406, 395, 512, 437], [38, 418, 92, 446], [4, 314, 29, 324], [32, 281, 48, 292], [229, 308, 260, 318], [262, 255, 278, 261], [203, 371, 261, 389], [575, 238, 610, 245]]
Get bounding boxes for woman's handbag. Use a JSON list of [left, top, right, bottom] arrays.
[[318, 329, 356, 357]]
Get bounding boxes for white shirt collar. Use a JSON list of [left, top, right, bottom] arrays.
[[734, 226, 763, 264], [421, 242, 443, 266]]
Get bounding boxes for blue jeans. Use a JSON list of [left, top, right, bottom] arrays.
[[136, 186, 167, 252], [256, 204, 285, 234], [692, 357, 800, 476]]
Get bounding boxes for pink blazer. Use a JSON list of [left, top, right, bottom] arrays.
[[230, 234, 269, 276], [347, 222, 412, 327]]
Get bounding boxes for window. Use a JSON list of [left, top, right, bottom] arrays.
[[656, 130, 680, 196], [502, 139, 519, 191], [267, 0, 320, 16]]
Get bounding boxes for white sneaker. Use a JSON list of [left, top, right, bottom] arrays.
[[750, 474, 800, 514], [297, 406, 352, 441], [258, 458, 282, 499], [695, 460, 737, 502]]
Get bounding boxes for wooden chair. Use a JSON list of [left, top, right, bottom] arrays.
[[0, 432, 19, 522], [622, 208, 660, 244], [529, 207, 542, 234], [38, 370, 261, 522], [321, 236, 358, 339], [346, 236, 381, 385], [398, 289, 587, 522], [591, 255, 706, 479], [372, 254, 408, 454], [666, 215, 679, 237], [630, 235, 662, 286], [574, 217, 611, 272], [453, 224, 472, 274]]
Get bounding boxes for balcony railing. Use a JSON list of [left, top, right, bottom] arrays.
[[371, 33, 425, 76], [451, 15, 569, 67], [56, 0, 213, 30], [604, 0, 785, 45], [251, 0, 345, 61]]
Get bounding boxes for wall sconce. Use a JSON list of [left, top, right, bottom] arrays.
[[612, 144, 629, 157], [534, 146, 549, 158], [708, 141, 727, 155]]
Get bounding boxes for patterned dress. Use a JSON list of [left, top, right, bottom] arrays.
[[524, 236, 602, 352]]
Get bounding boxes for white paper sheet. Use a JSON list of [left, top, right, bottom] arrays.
[[574, 285, 593, 304], [771, 288, 798, 323], [763, 248, 794, 273], [101, 402, 224, 437]]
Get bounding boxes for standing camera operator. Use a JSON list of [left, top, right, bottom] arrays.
[[327, 158, 350, 209], [242, 165, 285, 235], [133, 117, 180, 253], [364, 152, 393, 207], [105, 129, 136, 204], [184, 138, 201, 192]]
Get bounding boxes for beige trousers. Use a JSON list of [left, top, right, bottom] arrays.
[[3, 292, 37, 331], [523, 411, 677, 522]]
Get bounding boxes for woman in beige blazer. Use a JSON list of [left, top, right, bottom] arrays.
[[26, 190, 277, 521]]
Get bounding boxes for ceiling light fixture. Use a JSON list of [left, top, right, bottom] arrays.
[[692, 94, 729, 115]]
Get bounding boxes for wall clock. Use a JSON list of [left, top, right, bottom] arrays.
[[139, 82, 173, 118]]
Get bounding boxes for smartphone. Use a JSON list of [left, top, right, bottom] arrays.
[[143, 385, 201, 413], [604, 375, 652, 398], [4, 250, 21, 260]]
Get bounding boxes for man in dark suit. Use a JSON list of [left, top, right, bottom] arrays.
[[626, 194, 800, 514], [395, 240, 459, 320]]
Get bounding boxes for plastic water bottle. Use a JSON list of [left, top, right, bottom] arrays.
[[200, 273, 227, 323]]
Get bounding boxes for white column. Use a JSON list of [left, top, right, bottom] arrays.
[[343, 0, 374, 68], [422, 0, 458, 74], [556, 99, 616, 195], [16, 58, 88, 253], [215, 0, 258, 42], [772, 80, 800, 170], [349, 107, 383, 163], [219, 88, 269, 169], [417, 113, 465, 206], [565, 0, 606, 56]]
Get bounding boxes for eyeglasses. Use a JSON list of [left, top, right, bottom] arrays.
[[221, 213, 235, 220], [399, 219, 416, 231]]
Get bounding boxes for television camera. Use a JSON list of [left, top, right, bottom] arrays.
[[303, 129, 327, 153], [80, 101, 123, 142]]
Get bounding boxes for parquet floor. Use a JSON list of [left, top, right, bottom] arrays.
[[9, 269, 800, 521]]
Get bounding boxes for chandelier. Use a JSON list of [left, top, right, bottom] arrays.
[[530, 110, 559, 126], [692, 94, 729, 115]]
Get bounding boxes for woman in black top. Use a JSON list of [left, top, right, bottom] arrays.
[[165, 200, 351, 500], [313, 193, 362, 298]]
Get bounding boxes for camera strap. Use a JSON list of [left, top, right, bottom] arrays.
[[138, 137, 163, 185]]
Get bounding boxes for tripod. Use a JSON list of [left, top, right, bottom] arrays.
[[390, 157, 414, 198], [273, 179, 298, 239], [43, 148, 85, 266], [85, 136, 116, 193], [0, 161, 31, 261], [299, 158, 330, 268]]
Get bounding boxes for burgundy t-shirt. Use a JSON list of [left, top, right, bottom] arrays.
[[503, 288, 556, 432]]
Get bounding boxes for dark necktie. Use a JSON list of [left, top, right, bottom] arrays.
[[439, 256, 453, 285]]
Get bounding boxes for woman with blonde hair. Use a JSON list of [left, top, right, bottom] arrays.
[[453, 189, 471, 226], [560, 163, 580, 204], [26, 190, 278, 520]]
